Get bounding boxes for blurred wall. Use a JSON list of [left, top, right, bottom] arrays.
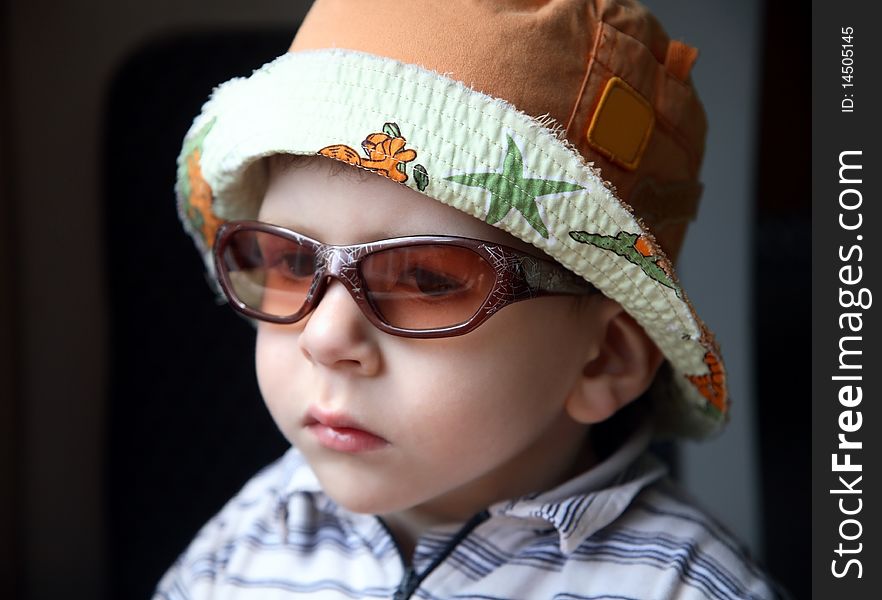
[[4, 0, 767, 597]]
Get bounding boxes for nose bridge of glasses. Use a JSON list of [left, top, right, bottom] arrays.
[[315, 244, 365, 299]]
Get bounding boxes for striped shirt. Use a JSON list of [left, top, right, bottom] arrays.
[[154, 427, 780, 599]]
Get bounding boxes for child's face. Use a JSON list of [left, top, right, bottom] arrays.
[[255, 157, 613, 523]]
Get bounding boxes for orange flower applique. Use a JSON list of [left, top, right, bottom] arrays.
[[318, 122, 428, 189], [686, 351, 727, 413], [178, 117, 223, 248], [185, 149, 225, 249]]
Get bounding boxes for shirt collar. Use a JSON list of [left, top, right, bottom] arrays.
[[276, 446, 322, 506], [489, 422, 667, 554]]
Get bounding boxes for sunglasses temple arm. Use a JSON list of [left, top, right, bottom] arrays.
[[520, 257, 599, 296]]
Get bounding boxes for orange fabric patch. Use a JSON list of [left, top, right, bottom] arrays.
[[586, 77, 654, 171], [687, 351, 727, 413], [633, 234, 654, 257], [186, 150, 224, 249]]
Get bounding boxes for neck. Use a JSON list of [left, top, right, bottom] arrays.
[[381, 415, 597, 561]]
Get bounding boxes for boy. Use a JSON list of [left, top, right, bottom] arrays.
[[156, 0, 778, 597]]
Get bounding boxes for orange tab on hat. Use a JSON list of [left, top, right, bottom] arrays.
[[665, 40, 699, 82]]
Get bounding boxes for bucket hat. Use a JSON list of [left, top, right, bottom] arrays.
[[176, 0, 727, 438]]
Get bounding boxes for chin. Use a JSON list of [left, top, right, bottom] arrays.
[[318, 472, 422, 516], [327, 486, 412, 515]]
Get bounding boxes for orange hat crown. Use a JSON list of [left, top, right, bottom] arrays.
[[291, 0, 707, 260]]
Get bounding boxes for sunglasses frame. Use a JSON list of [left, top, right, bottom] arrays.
[[213, 220, 599, 339]]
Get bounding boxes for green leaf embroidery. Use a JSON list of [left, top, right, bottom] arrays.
[[569, 230, 679, 293], [383, 122, 402, 138], [413, 164, 429, 191]]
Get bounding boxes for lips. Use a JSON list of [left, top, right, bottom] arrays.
[[304, 406, 389, 453]]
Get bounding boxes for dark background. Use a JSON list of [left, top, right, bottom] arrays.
[[1, 1, 807, 598]]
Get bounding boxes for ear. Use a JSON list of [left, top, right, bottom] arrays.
[[565, 301, 664, 424]]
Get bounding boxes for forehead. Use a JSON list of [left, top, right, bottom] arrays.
[[259, 155, 543, 256]]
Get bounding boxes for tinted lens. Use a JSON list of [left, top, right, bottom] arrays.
[[360, 245, 495, 329], [220, 229, 316, 318]]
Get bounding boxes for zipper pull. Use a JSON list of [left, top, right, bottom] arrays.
[[392, 565, 419, 600]]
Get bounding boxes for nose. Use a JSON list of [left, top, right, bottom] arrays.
[[297, 278, 382, 375]]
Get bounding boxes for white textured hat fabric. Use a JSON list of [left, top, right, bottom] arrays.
[[176, 0, 727, 438]]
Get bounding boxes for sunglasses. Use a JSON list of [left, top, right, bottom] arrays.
[[213, 220, 599, 338]]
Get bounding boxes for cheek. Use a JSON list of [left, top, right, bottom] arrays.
[[254, 326, 306, 436], [387, 305, 587, 445], [448, 302, 588, 392], [254, 327, 279, 397]]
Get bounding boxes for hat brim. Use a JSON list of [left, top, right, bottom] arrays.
[[177, 49, 727, 438]]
